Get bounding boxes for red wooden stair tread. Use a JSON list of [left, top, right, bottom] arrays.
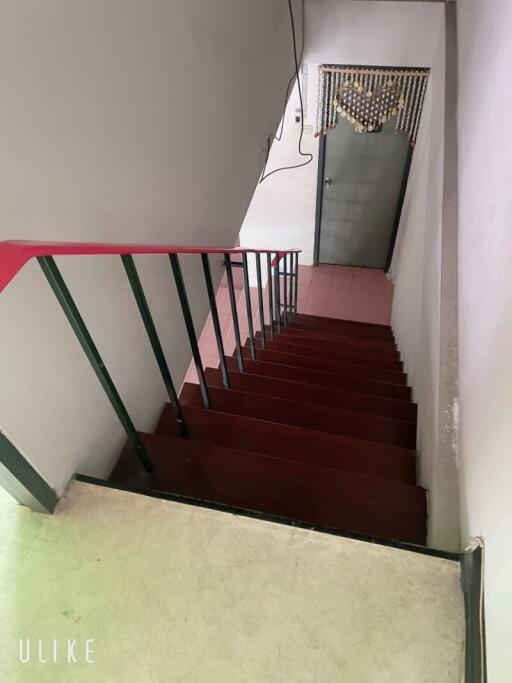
[[142, 432, 426, 545]]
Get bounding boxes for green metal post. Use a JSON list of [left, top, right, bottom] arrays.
[[38, 256, 154, 472], [169, 254, 211, 410], [121, 254, 188, 436]]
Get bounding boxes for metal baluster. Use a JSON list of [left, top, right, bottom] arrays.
[[38, 255, 154, 472], [121, 254, 187, 437], [242, 253, 256, 360], [286, 253, 292, 321], [294, 252, 299, 315], [255, 253, 266, 350], [266, 253, 275, 341], [169, 254, 211, 410], [201, 254, 230, 389], [282, 254, 288, 327], [274, 254, 281, 334], [224, 254, 245, 372]]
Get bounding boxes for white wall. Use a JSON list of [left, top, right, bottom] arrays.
[[456, 0, 512, 678], [240, 1, 445, 269], [389, 11, 461, 553], [0, 0, 301, 496]]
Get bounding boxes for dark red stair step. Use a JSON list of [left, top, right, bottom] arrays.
[[142, 432, 426, 545], [205, 367, 417, 423], [156, 403, 416, 483], [287, 321, 394, 344], [293, 312, 393, 335], [181, 382, 416, 449], [257, 329, 400, 360], [288, 316, 394, 341], [247, 338, 403, 372], [224, 355, 411, 401], [269, 324, 398, 351], [235, 347, 407, 386]]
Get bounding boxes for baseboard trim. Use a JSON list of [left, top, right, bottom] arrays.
[[461, 541, 486, 682], [0, 430, 58, 513]]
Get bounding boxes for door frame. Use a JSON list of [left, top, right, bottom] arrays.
[[385, 145, 414, 271], [313, 129, 414, 271], [313, 134, 327, 266]]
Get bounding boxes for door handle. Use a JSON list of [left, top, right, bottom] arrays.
[[324, 177, 332, 189]]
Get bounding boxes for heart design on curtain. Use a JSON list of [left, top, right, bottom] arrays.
[[334, 81, 404, 133]]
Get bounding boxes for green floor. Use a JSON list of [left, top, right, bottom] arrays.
[[0, 481, 465, 682]]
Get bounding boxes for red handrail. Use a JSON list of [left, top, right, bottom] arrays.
[[0, 240, 301, 293]]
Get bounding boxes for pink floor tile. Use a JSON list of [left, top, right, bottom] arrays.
[[301, 264, 392, 324], [298, 266, 313, 283], [297, 283, 311, 299], [332, 266, 355, 279]]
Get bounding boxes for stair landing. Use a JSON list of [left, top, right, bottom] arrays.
[[0, 480, 465, 682]]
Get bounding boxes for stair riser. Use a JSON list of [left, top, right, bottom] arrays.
[[145, 433, 426, 545], [157, 404, 417, 484], [288, 320, 394, 342], [293, 313, 392, 335], [237, 348, 407, 386], [205, 367, 417, 423], [248, 339, 403, 371], [257, 330, 400, 360], [224, 356, 411, 401], [181, 383, 416, 449], [266, 325, 398, 351]]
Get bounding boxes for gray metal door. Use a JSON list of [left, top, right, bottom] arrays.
[[318, 120, 410, 268]]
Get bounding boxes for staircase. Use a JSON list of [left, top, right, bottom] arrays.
[[114, 313, 426, 546], [0, 241, 425, 546]]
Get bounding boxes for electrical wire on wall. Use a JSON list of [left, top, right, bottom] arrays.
[[259, 0, 313, 183]]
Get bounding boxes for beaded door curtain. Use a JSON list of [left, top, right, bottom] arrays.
[[315, 65, 429, 146]]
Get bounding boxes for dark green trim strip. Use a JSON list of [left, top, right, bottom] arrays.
[[0, 431, 58, 513], [462, 544, 487, 682], [38, 256, 153, 473], [75, 473, 460, 561]]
